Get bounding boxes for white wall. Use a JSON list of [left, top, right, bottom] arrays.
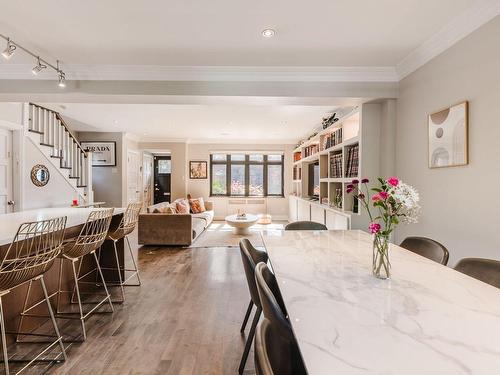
[[23, 138, 78, 210], [186, 143, 293, 220], [396, 15, 500, 265]]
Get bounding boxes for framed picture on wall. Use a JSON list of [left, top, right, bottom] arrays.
[[428, 101, 468, 168], [189, 161, 207, 179], [81, 141, 117, 166]]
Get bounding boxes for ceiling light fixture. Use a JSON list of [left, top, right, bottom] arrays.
[[0, 33, 68, 88], [32, 57, 47, 75], [1, 37, 16, 59], [262, 28, 276, 38]]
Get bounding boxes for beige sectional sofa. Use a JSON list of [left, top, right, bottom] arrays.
[[138, 201, 214, 246]]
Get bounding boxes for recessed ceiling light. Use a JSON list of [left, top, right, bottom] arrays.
[[262, 29, 276, 38]]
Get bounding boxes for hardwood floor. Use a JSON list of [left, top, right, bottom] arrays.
[[6, 238, 256, 374]]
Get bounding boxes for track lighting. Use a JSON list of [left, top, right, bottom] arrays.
[[0, 33, 67, 88], [58, 71, 66, 88], [1, 37, 16, 59], [32, 57, 47, 75]]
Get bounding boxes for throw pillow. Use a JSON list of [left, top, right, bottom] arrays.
[[189, 197, 206, 214], [175, 198, 190, 214]]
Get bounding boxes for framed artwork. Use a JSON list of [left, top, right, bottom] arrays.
[[81, 141, 116, 166], [189, 161, 207, 179], [428, 101, 468, 168]]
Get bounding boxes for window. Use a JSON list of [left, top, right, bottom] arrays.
[[157, 159, 171, 174], [210, 153, 284, 197]]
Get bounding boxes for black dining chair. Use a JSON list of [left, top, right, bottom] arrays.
[[238, 239, 268, 374], [285, 221, 327, 231], [454, 258, 500, 289], [399, 236, 450, 265], [254, 262, 307, 375]]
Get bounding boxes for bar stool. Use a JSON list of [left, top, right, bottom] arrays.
[[238, 239, 268, 374], [254, 262, 306, 375], [49, 209, 114, 342], [101, 202, 142, 303], [1, 216, 67, 375]]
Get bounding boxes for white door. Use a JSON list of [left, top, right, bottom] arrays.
[[142, 153, 153, 206], [0, 129, 13, 214], [127, 150, 141, 204]]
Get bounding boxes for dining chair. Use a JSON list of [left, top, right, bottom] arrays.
[[1, 216, 67, 375], [285, 221, 327, 230], [254, 262, 307, 375], [101, 202, 142, 303], [40, 209, 114, 342], [238, 239, 268, 374], [454, 258, 500, 289], [399, 236, 450, 265]]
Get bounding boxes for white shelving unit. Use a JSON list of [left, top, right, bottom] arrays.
[[289, 103, 383, 230]]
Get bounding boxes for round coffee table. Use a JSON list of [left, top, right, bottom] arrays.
[[225, 214, 259, 234]]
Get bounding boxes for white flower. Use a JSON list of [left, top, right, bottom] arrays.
[[389, 181, 421, 224]]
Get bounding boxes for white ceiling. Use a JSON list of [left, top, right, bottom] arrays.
[[50, 103, 341, 144], [0, 0, 479, 67]]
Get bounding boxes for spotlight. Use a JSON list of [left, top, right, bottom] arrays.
[[1, 38, 16, 59], [32, 57, 47, 75], [261, 29, 276, 38], [58, 71, 66, 88]]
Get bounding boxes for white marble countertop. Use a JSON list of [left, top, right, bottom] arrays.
[[261, 230, 500, 375], [0, 207, 124, 246]]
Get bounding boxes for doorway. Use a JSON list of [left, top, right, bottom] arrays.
[[154, 155, 171, 204], [127, 150, 141, 204], [142, 153, 153, 206], [0, 128, 13, 214]]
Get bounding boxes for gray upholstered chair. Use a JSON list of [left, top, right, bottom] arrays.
[[254, 262, 306, 375], [399, 236, 449, 265], [238, 239, 268, 374], [285, 221, 327, 231], [454, 258, 500, 289]]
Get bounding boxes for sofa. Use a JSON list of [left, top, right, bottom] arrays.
[[138, 200, 214, 246]]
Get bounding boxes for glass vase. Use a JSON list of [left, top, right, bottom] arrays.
[[372, 234, 391, 279]]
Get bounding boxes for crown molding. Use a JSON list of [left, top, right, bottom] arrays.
[[396, 0, 500, 79], [0, 64, 399, 82]]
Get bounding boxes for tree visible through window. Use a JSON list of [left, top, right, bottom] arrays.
[[210, 153, 284, 197]]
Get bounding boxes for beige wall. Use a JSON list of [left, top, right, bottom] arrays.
[[396, 16, 500, 265], [77, 131, 124, 207]]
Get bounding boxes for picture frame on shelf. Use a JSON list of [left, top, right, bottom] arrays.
[[428, 101, 468, 168], [189, 161, 208, 179]]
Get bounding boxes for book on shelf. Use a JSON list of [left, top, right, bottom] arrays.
[[329, 153, 342, 178], [345, 144, 359, 178], [322, 128, 343, 150], [303, 144, 319, 157]]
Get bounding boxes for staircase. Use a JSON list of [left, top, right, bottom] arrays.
[[27, 103, 93, 203]]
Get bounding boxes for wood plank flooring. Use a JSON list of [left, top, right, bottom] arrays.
[[5, 238, 256, 374]]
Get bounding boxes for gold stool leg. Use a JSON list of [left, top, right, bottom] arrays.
[[112, 241, 126, 302], [16, 279, 33, 343], [93, 252, 114, 313], [0, 296, 10, 375], [126, 236, 141, 286], [71, 259, 87, 340], [39, 276, 67, 362]]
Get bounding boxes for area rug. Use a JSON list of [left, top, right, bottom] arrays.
[[190, 221, 286, 248]]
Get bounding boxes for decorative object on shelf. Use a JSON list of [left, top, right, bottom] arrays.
[[81, 141, 116, 166], [347, 177, 420, 279], [333, 188, 342, 208], [31, 164, 50, 187], [428, 101, 468, 168], [322, 112, 339, 129], [307, 132, 318, 141], [189, 161, 208, 179], [321, 197, 329, 205]]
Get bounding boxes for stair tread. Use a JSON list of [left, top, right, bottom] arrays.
[[40, 142, 55, 147], [50, 155, 63, 159], [28, 129, 44, 134]]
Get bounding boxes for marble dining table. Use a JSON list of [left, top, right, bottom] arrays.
[[260, 230, 500, 375]]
